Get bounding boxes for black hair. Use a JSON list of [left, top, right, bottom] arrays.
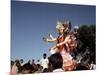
[[75, 64, 89, 70], [49, 53, 63, 70], [43, 53, 47, 56]]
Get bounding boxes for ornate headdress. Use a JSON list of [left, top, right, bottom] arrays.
[[56, 21, 65, 30]]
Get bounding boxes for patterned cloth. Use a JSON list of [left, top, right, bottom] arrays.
[[57, 34, 75, 71], [11, 63, 18, 75]]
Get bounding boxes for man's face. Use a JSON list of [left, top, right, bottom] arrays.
[[43, 55, 46, 59]]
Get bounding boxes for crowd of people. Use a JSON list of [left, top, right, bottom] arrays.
[[11, 20, 96, 75], [11, 53, 95, 75]]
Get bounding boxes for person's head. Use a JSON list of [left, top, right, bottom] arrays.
[[11, 60, 14, 67], [56, 21, 65, 35], [20, 59, 24, 64], [63, 20, 71, 33], [32, 59, 34, 62], [37, 59, 40, 62], [32, 59, 35, 64], [49, 53, 63, 70], [73, 25, 79, 33], [28, 60, 31, 64], [15, 59, 20, 67], [43, 53, 47, 59]]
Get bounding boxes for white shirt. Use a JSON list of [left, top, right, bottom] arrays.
[[50, 49, 58, 54], [90, 64, 96, 70], [40, 58, 49, 69]]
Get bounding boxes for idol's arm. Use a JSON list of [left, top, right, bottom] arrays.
[[43, 37, 57, 43], [56, 35, 70, 47]]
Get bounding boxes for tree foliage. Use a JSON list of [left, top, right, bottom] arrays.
[[77, 25, 96, 63]]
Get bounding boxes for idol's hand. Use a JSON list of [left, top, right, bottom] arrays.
[[42, 37, 48, 42]]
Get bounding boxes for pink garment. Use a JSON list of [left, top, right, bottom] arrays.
[[11, 64, 18, 75], [60, 49, 73, 68], [57, 35, 74, 70]]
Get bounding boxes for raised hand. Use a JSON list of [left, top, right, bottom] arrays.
[[42, 37, 48, 42]]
